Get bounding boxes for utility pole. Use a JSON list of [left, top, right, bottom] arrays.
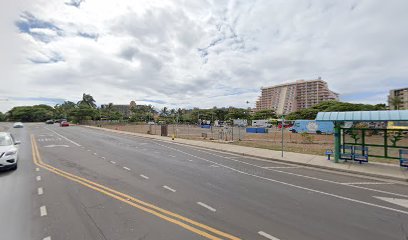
[[281, 115, 285, 158]]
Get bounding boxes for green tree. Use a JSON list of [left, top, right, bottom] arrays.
[[225, 107, 250, 120], [71, 104, 98, 123], [253, 109, 277, 120], [0, 112, 5, 121], [55, 101, 77, 119], [7, 105, 55, 122], [100, 103, 123, 120], [285, 101, 388, 120], [389, 96, 402, 110]]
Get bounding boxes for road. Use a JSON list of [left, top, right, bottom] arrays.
[[1, 122, 408, 240]]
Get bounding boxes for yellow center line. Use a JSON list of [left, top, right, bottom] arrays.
[[31, 135, 240, 240]]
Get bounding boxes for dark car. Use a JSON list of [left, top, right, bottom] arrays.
[[45, 120, 54, 124]]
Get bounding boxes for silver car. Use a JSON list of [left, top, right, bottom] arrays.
[[13, 122, 24, 128], [0, 132, 20, 171]]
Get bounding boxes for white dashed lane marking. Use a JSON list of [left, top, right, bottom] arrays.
[[40, 206, 47, 216], [123, 167, 131, 171], [258, 231, 281, 240], [43, 236, 51, 240], [109, 161, 116, 164], [35, 167, 40, 172], [163, 185, 176, 192], [37, 187, 43, 195], [140, 174, 149, 180], [36, 176, 41, 181], [197, 202, 216, 212]]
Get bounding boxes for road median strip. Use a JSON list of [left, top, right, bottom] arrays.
[[30, 134, 239, 240]]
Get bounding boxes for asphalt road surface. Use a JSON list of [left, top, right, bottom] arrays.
[[1, 122, 408, 240]]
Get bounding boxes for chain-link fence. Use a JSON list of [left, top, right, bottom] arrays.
[[84, 121, 334, 156]]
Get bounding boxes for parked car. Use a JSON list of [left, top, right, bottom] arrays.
[[60, 121, 69, 127], [0, 132, 20, 171], [45, 120, 54, 124], [55, 119, 67, 123], [13, 122, 24, 128]]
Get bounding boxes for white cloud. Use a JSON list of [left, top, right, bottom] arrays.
[[0, 0, 407, 112]]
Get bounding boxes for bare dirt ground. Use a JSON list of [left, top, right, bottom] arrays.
[[93, 123, 405, 164]]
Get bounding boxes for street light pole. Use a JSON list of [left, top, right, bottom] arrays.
[[281, 115, 285, 158]]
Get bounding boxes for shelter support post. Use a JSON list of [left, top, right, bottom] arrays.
[[334, 122, 341, 163]]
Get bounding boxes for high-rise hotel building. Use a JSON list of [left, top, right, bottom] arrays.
[[255, 78, 339, 115]]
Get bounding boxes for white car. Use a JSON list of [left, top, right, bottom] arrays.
[[0, 132, 20, 171], [13, 122, 24, 128]]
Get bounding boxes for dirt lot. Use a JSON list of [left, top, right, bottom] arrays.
[[92, 123, 405, 164]]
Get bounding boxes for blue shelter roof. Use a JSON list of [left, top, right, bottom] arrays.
[[315, 110, 408, 122]]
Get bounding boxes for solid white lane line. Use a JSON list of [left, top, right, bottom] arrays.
[[140, 174, 149, 180], [169, 144, 408, 198], [258, 231, 280, 240], [43, 237, 51, 240], [37, 187, 43, 195], [109, 161, 116, 164], [197, 202, 216, 212], [35, 168, 40, 172], [163, 185, 176, 192], [123, 166, 131, 171], [342, 182, 394, 185], [44, 127, 81, 146], [155, 142, 408, 215], [40, 206, 47, 216], [262, 166, 299, 169], [36, 176, 41, 181]]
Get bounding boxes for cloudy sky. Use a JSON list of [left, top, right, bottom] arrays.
[[0, 0, 407, 112]]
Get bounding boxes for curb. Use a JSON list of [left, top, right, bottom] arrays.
[[81, 125, 408, 182]]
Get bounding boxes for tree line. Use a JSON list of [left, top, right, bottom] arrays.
[[1, 93, 390, 123]]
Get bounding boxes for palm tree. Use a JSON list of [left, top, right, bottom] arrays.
[[160, 107, 169, 117], [106, 103, 114, 112], [390, 96, 402, 110], [78, 93, 96, 108]]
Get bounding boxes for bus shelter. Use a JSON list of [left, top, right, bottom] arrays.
[[315, 110, 408, 165]]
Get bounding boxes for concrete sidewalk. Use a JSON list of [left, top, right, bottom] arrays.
[[82, 125, 408, 182]]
